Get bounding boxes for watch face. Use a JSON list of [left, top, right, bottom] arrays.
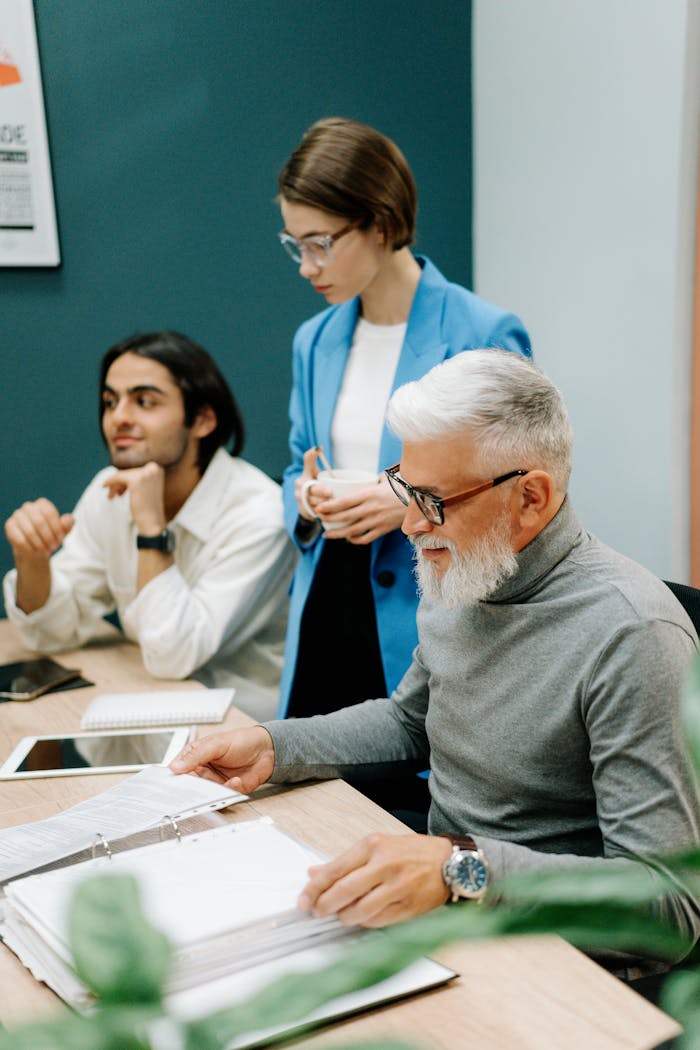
[[450, 851, 488, 895]]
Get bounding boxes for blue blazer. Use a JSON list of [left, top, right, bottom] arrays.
[[278, 256, 531, 717]]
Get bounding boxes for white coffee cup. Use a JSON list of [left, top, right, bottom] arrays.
[[300, 468, 378, 530]]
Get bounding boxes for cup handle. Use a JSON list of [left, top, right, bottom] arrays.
[[299, 478, 319, 520]]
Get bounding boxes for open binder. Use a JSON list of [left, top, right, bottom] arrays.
[[1, 817, 456, 1047], [0, 765, 247, 888]]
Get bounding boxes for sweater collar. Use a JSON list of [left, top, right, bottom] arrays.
[[485, 496, 585, 603]]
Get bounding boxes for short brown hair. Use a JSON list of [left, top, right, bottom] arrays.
[[278, 118, 417, 250]]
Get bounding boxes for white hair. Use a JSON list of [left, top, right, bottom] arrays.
[[386, 349, 573, 490]]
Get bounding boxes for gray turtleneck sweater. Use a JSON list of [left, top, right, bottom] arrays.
[[265, 500, 700, 956]]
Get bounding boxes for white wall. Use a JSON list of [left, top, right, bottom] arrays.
[[473, 0, 700, 580]]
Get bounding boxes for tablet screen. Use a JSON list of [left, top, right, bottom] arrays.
[[0, 729, 189, 778]]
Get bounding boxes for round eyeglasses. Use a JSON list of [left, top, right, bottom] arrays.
[[385, 464, 529, 526], [277, 221, 357, 268]]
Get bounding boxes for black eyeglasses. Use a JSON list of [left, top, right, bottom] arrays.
[[385, 464, 529, 525]]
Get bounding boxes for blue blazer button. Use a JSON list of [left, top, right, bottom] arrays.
[[377, 571, 396, 588]]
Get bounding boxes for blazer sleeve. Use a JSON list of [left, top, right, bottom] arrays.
[[281, 324, 323, 550]]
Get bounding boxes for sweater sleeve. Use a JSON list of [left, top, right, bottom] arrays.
[[265, 648, 431, 780]]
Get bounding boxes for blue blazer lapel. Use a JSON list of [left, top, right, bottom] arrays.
[[378, 257, 449, 469], [312, 299, 359, 460]]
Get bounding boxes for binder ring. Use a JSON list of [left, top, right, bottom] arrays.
[[159, 815, 182, 843], [91, 832, 113, 861]]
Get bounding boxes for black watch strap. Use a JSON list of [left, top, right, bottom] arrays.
[[136, 528, 175, 553]]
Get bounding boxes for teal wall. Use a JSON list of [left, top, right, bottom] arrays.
[[1, 0, 472, 594]]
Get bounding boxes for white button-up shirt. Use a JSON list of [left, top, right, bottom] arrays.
[[4, 449, 297, 717]]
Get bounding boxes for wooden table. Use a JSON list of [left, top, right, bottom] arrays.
[[0, 621, 681, 1049]]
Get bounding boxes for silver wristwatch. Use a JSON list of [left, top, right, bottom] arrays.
[[440, 835, 490, 902]]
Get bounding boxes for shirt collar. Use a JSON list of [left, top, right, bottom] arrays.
[[171, 447, 231, 543], [486, 496, 585, 603]]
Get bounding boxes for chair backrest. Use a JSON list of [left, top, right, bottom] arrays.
[[663, 580, 700, 636]]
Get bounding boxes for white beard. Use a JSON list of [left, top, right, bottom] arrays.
[[410, 511, 519, 608]]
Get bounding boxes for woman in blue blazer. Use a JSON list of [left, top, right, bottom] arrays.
[[276, 119, 531, 740]]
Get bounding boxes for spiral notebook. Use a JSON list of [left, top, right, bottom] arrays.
[[80, 689, 234, 730]]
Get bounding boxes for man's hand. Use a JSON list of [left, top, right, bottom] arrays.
[[103, 462, 167, 535], [4, 498, 74, 561], [315, 474, 406, 544], [298, 833, 452, 927], [4, 499, 75, 613], [169, 726, 276, 794]]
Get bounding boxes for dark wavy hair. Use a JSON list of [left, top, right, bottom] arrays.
[[99, 331, 245, 473], [278, 117, 417, 250]]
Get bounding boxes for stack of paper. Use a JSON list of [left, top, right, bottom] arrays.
[[1, 817, 455, 1045], [3, 819, 341, 1008]]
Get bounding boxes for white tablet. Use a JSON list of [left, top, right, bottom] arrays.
[[0, 728, 192, 780]]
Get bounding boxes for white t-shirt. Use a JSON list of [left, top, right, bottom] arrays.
[[330, 318, 406, 472]]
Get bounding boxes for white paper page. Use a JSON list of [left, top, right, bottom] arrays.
[[6, 820, 320, 953], [2, 910, 454, 1027], [0, 766, 246, 882], [1, 913, 91, 1009]]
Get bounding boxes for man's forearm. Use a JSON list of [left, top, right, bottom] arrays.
[[265, 697, 427, 782], [14, 557, 51, 614], [136, 549, 175, 593]]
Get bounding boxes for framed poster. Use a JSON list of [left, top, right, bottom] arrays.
[[0, 0, 59, 266]]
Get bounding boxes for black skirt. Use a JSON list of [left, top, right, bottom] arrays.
[[287, 536, 431, 831], [286, 539, 387, 718]]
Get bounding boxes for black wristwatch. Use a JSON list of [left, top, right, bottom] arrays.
[[440, 834, 490, 902], [136, 528, 175, 553]]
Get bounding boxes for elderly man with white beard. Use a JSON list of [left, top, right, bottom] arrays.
[[171, 349, 700, 972]]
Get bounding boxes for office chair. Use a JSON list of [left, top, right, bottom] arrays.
[[663, 580, 700, 636]]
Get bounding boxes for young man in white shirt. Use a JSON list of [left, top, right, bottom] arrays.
[[3, 331, 296, 719]]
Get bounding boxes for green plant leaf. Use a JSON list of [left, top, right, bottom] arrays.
[[682, 650, 700, 781], [661, 966, 700, 1050], [383, 898, 688, 963], [0, 1004, 166, 1050], [69, 874, 172, 1005], [0, 1016, 101, 1050], [496, 853, 700, 907], [187, 897, 686, 1050]]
